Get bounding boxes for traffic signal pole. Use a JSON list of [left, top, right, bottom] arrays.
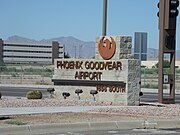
[[157, 0, 179, 104]]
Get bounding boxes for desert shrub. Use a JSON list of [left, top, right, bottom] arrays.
[[143, 83, 150, 88], [5, 121, 27, 125], [142, 68, 158, 75], [142, 83, 167, 89], [26, 90, 42, 99]]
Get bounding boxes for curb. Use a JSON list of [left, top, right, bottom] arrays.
[[0, 121, 142, 135], [1, 120, 180, 135]]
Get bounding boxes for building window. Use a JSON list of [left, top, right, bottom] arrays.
[[3, 55, 51, 59], [3, 44, 52, 48], [3, 50, 52, 53]]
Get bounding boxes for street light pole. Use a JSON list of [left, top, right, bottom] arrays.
[[74, 45, 76, 58], [102, 0, 107, 36]]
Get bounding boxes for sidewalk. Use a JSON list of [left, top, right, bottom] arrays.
[[0, 106, 125, 116]]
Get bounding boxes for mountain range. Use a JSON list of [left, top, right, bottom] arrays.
[[5, 35, 180, 59]]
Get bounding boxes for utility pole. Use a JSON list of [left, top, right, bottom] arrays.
[[157, 0, 179, 104], [74, 45, 76, 58], [79, 44, 82, 58], [102, 0, 107, 36]]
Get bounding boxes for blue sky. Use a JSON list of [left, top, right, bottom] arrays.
[[0, 0, 179, 49]]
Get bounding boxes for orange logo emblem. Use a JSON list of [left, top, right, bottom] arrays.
[[98, 36, 116, 60]]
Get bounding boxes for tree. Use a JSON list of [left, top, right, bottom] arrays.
[[0, 62, 7, 72], [155, 60, 170, 68]]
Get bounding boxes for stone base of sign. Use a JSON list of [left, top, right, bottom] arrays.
[[53, 85, 140, 106], [53, 86, 128, 105]]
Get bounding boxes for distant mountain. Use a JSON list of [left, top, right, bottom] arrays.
[[147, 48, 159, 58], [6, 35, 37, 43], [5, 35, 95, 58], [44, 36, 95, 58], [5, 35, 180, 59], [147, 48, 180, 59]]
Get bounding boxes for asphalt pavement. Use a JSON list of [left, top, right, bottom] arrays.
[[44, 128, 180, 135], [1, 84, 180, 103], [0, 85, 49, 98]]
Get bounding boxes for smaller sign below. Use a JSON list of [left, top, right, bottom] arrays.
[[96, 85, 126, 93], [163, 74, 169, 84]]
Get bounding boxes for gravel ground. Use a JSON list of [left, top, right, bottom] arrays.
[[0, 98, 124, 107], [90, 104, 180, 119], [0, 98, 180, 126], [0, 112, 139, 126]]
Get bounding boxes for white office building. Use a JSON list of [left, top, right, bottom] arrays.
[[0, 39, 64, 64]]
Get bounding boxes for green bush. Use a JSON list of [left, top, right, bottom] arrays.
[[26, 90, 42, 99], [176, 69, 180, 73], [155, 60, 170, 68]]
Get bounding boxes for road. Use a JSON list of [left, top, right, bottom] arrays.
[[141, 92, 180, 103], [38, 128, 180, 135], [0, 86, 49, 98], [1, 86, 180, 103]]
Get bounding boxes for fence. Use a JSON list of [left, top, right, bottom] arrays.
[[0, 65, 54, 85], [141, 67, 180, 89], [1, 65, 180, 89]]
